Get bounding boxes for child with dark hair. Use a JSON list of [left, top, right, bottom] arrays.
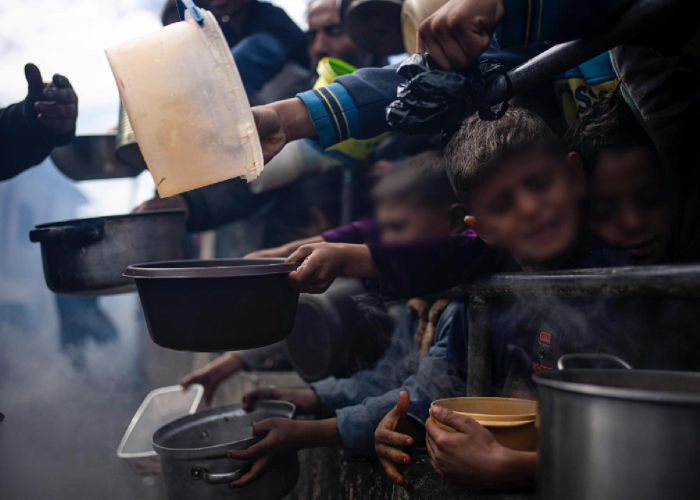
[[565, 90, 672, 264]]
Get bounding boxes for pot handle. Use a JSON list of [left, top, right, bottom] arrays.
[[557, 353, 632, 371], [29, 222, 105, 245], [191, 463, 252, 485]]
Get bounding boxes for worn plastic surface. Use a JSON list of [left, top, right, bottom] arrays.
[[105, 9, 263, 197], [117, 384, 204, 475]]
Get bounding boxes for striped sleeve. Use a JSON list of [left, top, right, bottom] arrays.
[[297, 82, 360, 149], [498, 0, 559, 47]]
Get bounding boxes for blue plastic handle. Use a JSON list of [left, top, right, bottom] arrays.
[[176, 0, 204, 25]]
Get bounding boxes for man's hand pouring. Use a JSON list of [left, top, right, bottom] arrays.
[[251, 98, 316, 163]]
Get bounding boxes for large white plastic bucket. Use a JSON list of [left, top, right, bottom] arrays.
[[106, 10, 263, 197]]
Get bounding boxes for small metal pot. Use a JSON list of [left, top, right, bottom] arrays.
[[153, 401, 298, 500], [124, 259, 300, 351], [29, 210, 188, 295], [535, 355, 700, 500], [116, 102, 148, 170], [284, 278, 392, 381]]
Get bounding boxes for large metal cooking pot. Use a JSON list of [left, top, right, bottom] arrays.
[[115, 102, 148, 170], [534, 355, 700, 500], [284, 278, 392, 381], [153, 401, 298, 500], [49, 134, 145, 180], [124, 258, 300, 351], [29, 210, 189, 295]]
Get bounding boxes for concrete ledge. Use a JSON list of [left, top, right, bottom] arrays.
[[292, 446, 536, 500]]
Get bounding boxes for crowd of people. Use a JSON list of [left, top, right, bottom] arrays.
[[3, 0, 700, 492]]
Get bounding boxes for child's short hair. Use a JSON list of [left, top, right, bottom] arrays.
[[371, 150, 458, 208], [444, 108, 564, 208], [564, 90, 657, 176]]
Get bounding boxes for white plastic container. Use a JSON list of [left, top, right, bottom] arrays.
[[105, 10, 263, 197], [117, 384, 204, 475]]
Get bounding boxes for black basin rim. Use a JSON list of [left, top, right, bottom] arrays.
[[124, 259, 300, 278]]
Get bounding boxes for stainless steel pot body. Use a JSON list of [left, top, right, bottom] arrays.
[[535, 369, 700, 500], [153, 401, 298, 500], [29, 210, 188, 295]]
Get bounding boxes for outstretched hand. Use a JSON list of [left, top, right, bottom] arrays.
[[374, 391, 414, 486], [251, 97, 316, 163], [226, 418, 302, 488], [25, 63, 78, 136]]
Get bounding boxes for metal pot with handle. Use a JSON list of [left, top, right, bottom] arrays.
[[153, 401, 298, 500], [29, 210, 189, 295], [534, 354, 700, 500]]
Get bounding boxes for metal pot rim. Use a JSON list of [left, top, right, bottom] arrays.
[[152, 401, 295, 459], [34, 209, 186, 229], [534, 369, 700, 405], [124, 258, 300, 279]]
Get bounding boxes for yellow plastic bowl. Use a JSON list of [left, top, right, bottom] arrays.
[[430, 397, 538, 451]]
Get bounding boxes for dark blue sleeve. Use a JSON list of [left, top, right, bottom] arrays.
[[297, 66, 403, 148], [408, 303, 469, 424], [232, 32, 290, 95], [297, 42, 542, 149]]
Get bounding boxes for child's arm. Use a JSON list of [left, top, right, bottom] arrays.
[[180, 352, 245, 405], [426, 405, 536, 488], [226, 418, 341, 488], [286, 243, 377, 293], [244, 235, 325, 259]]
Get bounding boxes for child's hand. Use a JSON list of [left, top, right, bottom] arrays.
[[286, 243, 376, 293], [226, 418, 303, 488], [374, 391, 414, 486], [242, 387, 322, 415], [180, 352, 243, 405], [426, 405, 536, 487], [286, 243, 347, 293]]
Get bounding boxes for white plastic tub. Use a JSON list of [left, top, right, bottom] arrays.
[[117, 384, 204, 475], [106, 9, 263, 197]]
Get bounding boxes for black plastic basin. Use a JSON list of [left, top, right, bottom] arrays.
[[125, 259, 300, 352]]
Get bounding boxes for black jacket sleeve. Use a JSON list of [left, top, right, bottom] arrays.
[[0, 96, 75, 181]]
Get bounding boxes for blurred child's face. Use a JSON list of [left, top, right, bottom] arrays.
[[468, 149, 584, 267], [588, 147, 671, 265], [376, 198, 462, 245]]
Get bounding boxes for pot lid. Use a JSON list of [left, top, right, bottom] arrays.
[[534, 369, 700, 404], [124, 258, 300, 279]]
